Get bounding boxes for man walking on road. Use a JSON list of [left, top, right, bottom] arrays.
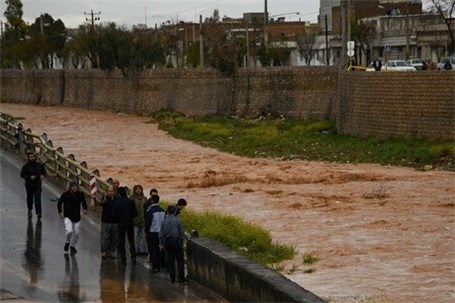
[[57, 182, 88, 255], [160, 205, 185, 283], [20, 152, 46, 219]]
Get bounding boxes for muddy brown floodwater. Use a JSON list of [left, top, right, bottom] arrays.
[[1, 103, 454, 303]]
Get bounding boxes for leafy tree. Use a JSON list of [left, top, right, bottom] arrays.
[[61, 26, 90, 68], [2, 0, 28, 68], [130, 30, 165, 69], [203, 9, 246, 74], [185, 42, 201, 67], [429, 0, 455, 54], [257, 42, 270, 66], [268, 46, 291, 66], [27, 13, 67, 68], [67, 24, 101, 68], [4, 0, 26, 39]]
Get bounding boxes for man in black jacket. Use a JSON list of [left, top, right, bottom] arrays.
[[100, 185, 118, 259], [115, 187, 137, 264], [57, 182, 88, 255], [20, 152, 46, 219]]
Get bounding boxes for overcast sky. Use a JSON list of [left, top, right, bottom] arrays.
[[1, 0, 320, 29]]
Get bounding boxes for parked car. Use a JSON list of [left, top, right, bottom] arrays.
[[382, 60, 416, 71], [437, 57, 455, 70], [407, 59, 424, 70]]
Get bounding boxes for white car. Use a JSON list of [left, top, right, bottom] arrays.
[[407, 59, 424, 70], [382, 60, 416, 71]]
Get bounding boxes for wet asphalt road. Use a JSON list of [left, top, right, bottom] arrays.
[[0, 150, 225, 302]]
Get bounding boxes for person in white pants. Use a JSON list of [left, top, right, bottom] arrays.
[[57, 182, 88, 255]]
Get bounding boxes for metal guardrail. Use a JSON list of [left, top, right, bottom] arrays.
[[0, 113, 110, 208]]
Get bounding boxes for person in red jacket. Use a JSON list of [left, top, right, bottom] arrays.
[[57, 182, 88, 255]]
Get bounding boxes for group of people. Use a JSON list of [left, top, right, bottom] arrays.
[[21, 151, 189, 284]]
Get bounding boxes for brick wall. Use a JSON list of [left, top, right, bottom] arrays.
[[0, 67, 338, 120], [338, 71, 455, 139], [1, 68, 454, 140]]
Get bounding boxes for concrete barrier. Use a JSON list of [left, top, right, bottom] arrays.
[[187, 237, 326, 303]]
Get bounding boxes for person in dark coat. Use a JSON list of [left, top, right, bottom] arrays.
[[175, 198, 187, 217], [159, 205, 185, 283], [115, 186, 138, 264], [99, 185, 118, 259], [144, 194, 165, 272], [57, 182, 88, 255], [373, 58, 382, 71], [143, 188, 159, 213], [20, 152, 46, 219]]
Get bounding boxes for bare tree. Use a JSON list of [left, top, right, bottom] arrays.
[[351, 19, 377, 65], [297, 33, 320, 66], [429, 0, 455, 54]]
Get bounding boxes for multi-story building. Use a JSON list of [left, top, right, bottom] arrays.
[[319, 0, 340, 32]]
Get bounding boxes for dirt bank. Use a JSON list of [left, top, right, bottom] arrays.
[[1, 103, 454, 303]]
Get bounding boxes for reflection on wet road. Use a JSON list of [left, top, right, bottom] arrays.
[[0, 151, 224, 302]]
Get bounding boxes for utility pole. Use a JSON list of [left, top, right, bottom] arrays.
[[325, 14, 329, 65], [84, 10, 101, 30], [40, 13, 44, 35], [145, 6, 147, 28], [405, 3, 410, 60], [341, 0, 347, 68], [246, 21, 250, 67], [0, 20, 3, 66], [84, 10, 101, 68], [199, 15, 204, 68], [263, 0, 268, 46]]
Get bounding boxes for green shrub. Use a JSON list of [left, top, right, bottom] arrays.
[[151, 111, 454, 170], [180, 208, 295, 264]]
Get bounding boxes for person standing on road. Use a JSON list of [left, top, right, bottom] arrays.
[[373, 58, 382, 71], [57, 182, 88, 255], [143, 188, 158, 212], [115, 186, 138, 265], [20, 152, 46, 219], [160, 205, 185, 283], [112, 179, 120, 196], [100, 185, 118, 259], [145, 194, 165, 272], [132, 185, 147, 255]]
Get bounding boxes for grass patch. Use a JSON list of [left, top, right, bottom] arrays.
[[303, 253, 319, 265], [151, 111, 455, 170], [179, 208, 295, 264]]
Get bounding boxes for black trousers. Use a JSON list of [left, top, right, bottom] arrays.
[[146, 232, 162, 270], [165, 242, 184, 282], [25, 186, 42, 215], [117, 224, 136, 260]]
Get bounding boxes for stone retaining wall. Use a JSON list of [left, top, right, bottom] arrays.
[[187, 237, 326, 302], [1, 68, 454, 139]]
